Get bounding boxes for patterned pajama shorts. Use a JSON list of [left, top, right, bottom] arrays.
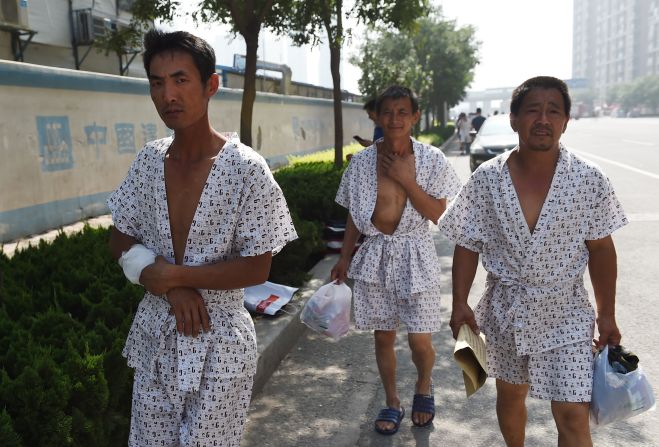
[[129, 349, 253, 446], [353, 280, 442, 333], [487, 329, 594, 402]]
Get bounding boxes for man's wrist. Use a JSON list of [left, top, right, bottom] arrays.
[[399, 177, 418, 193], [452, 297, 470, 307], [163, 262, 182, 290]]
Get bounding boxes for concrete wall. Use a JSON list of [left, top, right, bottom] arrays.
[[0, 60, 371, 243]]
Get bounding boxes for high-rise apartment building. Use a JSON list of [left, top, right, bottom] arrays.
[[572, 0, 659, 102]]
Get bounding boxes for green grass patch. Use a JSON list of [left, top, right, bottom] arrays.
[[287, 142, 364, 165]]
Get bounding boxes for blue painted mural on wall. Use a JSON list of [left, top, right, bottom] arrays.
[[115, 123, 135, 153], [36, 116, 74, 171], [84, 122, 107, 159]]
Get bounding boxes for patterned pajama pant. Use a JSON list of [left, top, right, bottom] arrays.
[[129, 361, 253, 446], [487, 328, 594, 402], [353, 280, 442, 333]]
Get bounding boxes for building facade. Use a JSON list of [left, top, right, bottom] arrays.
[[0, 0, 145, 76], [573, 0, 659, 102]]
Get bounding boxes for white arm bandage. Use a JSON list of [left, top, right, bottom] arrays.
[[118, 244, 156, 285]]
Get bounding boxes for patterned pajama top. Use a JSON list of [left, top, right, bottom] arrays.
[[336, 138, 461, 297], [108, 136, 297, 392], [438, 145, 627, 355]]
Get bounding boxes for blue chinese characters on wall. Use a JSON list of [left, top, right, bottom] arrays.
[[142, 123, 158, 146], [115, 123, 135, 153], [84, 122, 107, 159], [36, 116, 74, 171]]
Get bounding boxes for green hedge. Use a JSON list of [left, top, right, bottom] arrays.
[[0, 160, 346, 445], [0, 228, 139, 446], [268, 161, 348, 286], [273, 161, 348, 223]]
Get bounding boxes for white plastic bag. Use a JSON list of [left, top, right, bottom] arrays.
[[590, 345, 656, 426], [300, 281, 352, 340]]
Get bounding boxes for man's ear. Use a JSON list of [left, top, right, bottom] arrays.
[[509, 114, 518, 132], [206, 73, 220, 97]]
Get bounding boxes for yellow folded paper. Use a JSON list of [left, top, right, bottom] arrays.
[[453, 324, 488, 397]]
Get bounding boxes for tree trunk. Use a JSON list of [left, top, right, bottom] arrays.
[[425, 108, 430, 132], [439, 101, 446, 127], [329, 43, 343, 168], [240, 29, 260, 147]]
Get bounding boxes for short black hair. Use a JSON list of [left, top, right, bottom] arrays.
[[476, 107, 482, 114], [363, 99, 376, 112], [143, 29, 216, 83], [375, 85, 419, 115], [510, 76, 571, 116]]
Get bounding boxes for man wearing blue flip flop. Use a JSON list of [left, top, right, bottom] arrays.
[[331, 85, 461, 434]]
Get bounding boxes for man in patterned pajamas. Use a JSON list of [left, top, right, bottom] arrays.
[[331, 85, 461, 434], [108, 30, 296, 446], [439, 76, 627, 447]]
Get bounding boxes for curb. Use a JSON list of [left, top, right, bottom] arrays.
[[251, 253, 339, 396]]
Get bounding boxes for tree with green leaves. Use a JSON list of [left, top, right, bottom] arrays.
[[288, 0, 429, 168], [351, 30, 432, 113], [353, 9, 479, 130], [108, 0, 294, 147], [416, 15, 479, 126]]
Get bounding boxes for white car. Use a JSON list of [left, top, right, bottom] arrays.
[[469, 115, 518, 172]]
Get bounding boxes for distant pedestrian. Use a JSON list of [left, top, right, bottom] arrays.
[[471, 107, 486, 132], [354, 99, 384, 147], [107, 29, 297, 447], [439, 76, 627, 447], [456, 112, 471, 155], [332, 85, 461, 435]]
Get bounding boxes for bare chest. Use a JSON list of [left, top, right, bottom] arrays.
[[371, 161, 408, 234], [165, 158, 215, 263], [510, 173, 554, 234]]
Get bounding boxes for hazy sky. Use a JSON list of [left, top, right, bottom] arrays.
[[436, 0, 574, 91]]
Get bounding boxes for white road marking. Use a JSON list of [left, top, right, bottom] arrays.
[[627, 213, 659, 222], [571, 150, 659, 180], [621, 139, 655, 146]]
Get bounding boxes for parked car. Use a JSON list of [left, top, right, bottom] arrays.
[[469, 115, 518, 172]]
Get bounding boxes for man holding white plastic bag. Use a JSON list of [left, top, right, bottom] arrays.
[[439, 76, 627, 447], [331, 85, 461, 435]]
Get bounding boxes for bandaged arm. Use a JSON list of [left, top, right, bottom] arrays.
[[109, 226, 155, 285], [118, 244, 156, 284]]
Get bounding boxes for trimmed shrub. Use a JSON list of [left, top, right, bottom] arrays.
[[0, 227, 140, 446], [274, 161, 348, 223]]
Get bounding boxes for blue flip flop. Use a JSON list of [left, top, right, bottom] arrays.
[[412, 387, 435, 427], [374, 406, 405, 435]]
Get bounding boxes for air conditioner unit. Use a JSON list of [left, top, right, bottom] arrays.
[[74, 9, 116, 45], [0, 0, 30, 29]]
